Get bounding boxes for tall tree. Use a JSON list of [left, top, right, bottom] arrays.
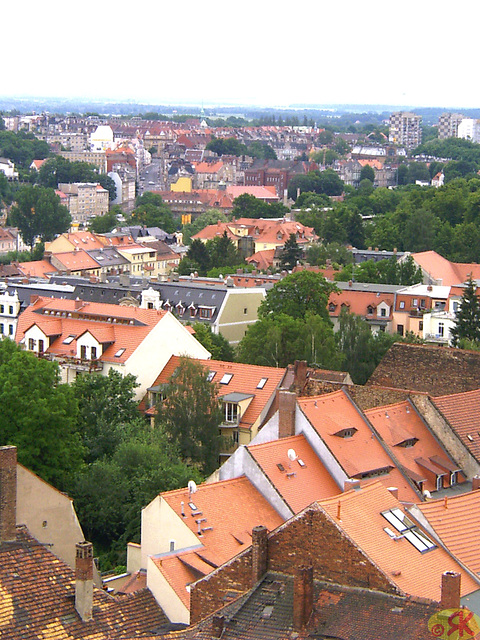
[[0, 339, 82, 489], [9, 185, 71, 250], [259, 270, 336, 323], [450, 276, 480, 347], [280, 233, 303, 270], [155, 357, 223, 475], [71, 369, 139, 463]]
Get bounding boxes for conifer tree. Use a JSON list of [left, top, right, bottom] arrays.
[[450, 275, 480, 347]]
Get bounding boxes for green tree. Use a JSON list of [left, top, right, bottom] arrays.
[[89, 209, 118, 234], [73, 427, 200, 566], [359, 164, 375, 184], [130, 192, 176, 232], [9, 185, 71, 250], [335, 308, 396, 384], [71, 369, 139, 463], [155, 357, 223, 475], [280, 233, 303, 270], [206, 231, 242, 268], [182, 209, 228, 244], [0, 339, 83, 489], [259, 270, 336, 322], [450, 276, 480, 347], [183, 238, 211, 275], [190, 322, 235, 361]]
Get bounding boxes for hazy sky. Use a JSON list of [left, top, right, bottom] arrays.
[[3, 1, 478, 110]]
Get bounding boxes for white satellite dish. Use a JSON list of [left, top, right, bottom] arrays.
[[188, 480, 197, 495], [287, 449, 297, 462]]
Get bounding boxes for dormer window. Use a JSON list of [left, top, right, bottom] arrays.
[[328, 303, 336, 312], [395, 437, 418, 448], [225, 402, 238, 423], [367, 305, 374, 315], [334, 427, 358, 438]]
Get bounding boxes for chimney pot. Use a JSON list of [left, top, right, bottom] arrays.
[[0, 445, 17, 543], [278, 390, 296, 438], [293, 565, 314, 630], [294, 360, 308, 390], [472, 476, 480, 491], [441, 571, 461, 610], [251, 525, 268, 585], [212, 615, 224, 638], [75, 541, 94, 622]]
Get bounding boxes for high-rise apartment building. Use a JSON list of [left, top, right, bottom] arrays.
[[438, 113, 464, 139], [388, 111, 422, 150], [457, 118, 480, 143]]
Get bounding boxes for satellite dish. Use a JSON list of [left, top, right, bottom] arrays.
[[188, 480, 197, 495], [422, 489, 431, 500], [287, 449, 297, 462]]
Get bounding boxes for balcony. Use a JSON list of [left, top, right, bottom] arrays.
[[39, 352, 103, 372], [424, 333, 449, 345]]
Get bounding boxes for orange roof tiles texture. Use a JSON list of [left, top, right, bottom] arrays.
[[299, 390, 419, 502], [433, 388, 480, 461], [247, 434, 342, 512], [417, 490, 480, 574], [16, 297, 167, 364], [365, 401, 463, 493], [318, 481, 480, 601]]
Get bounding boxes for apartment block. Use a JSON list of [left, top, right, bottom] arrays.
[[58, 182, 109, 224], [438, 112, 464, 139], [388, 111, 422, 150]]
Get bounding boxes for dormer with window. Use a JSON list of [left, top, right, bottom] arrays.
[[76, 331, 103, 360], [328, 302, 337, 313], [333, 427, 358, 438]]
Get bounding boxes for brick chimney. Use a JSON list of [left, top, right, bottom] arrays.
[[251, 525, 268, 585], [75, 541, 94, 622], [278, 390, 296, 439], [211, 615, 224, 638], [293, 565, 314, 630], [440, 571, 461, 610], [294, 360, 308, 390], [0, 445, 17, 543], [472, 476, 480, 491]]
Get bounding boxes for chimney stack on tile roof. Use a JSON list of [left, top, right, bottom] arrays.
[[0, 445, 17, 543], [293, 564, 314, 631], [278, 390, 296, 439], [211, 615, 225, 638], [75, 541, 94, 622], [251, 525, 268, 585], [387, 487, 399, 500], [294, 360, 308, 391], [472, 475, 480, 491], [440, 571, 461, 610]]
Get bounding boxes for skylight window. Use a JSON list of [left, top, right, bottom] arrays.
[[220, 373, 233, 385], [382, 508, 436, 553], [257, 377, 268, 389], [114, 348, 126, 357], [63, 335, 76, 344], [207, 371, 216, 382]]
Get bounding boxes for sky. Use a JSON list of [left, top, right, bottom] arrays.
[[3, 1, 478, 111]]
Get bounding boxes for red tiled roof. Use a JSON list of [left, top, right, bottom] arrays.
[[147, 355, 286, 431], [248, 434, 341, 512], [328, 290, 393, 318], [365, 401, 463, 492], [417, 490, 480, 574], [433, 388, 480, 461], [157, 476, 283, 606], [16, 297, 167, 364], [298, 390, 419, 502], [17, 259, 58, 279], [52, 249, 101, 271], [412, 251, 480, 286], [318, 481, 480, 601]]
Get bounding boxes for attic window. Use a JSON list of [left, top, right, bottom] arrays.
[[328, 303, 336, 312], [63, 335, 76, 344], [220, 373, 233, 385], [334, 428, 357, 438], [396, 438, 418, 448], [382, 508, 436, 553], [114, 348, 126, 358], [257, 377, 268, 389], [207, 371, 216, 382], [277, 463, 285, 472]]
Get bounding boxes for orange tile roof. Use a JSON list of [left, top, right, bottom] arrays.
[[416, 491, 480, 574], [365, 401, 463, 493], [193, 161, 224, 173], [16, 297, 167, 364], [193, 218, 316, 245], [412, 251, 480, 286], [298, 390, 419, 502], [52, 249, 101, 271], [247, 434, 341, 512], [157, 476, 283, 606], [328, 290, 393, 318], [433, 388, 480, 461], [148, 355, 286, 431], [17, 259, 58, 279], [318, 481, 480, 601]]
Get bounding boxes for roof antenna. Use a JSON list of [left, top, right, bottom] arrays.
[[287, 448, 297, 469]]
